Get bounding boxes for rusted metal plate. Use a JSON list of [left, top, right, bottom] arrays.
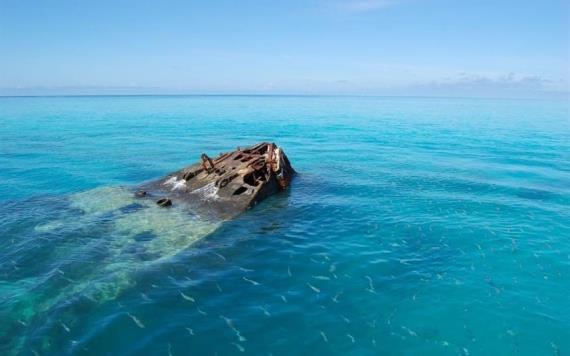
[[136, 142, 295, 219]]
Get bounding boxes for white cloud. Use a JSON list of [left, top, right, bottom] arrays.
[[409, 72, 569, 98], [334, 0, 398, 13]]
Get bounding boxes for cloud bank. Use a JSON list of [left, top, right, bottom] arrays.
[[410, 72, 569, 99]]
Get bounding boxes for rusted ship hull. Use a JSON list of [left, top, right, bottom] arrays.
[[136, 142, 295, 219]]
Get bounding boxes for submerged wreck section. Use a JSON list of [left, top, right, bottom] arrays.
[[137, 142, 295, 219]]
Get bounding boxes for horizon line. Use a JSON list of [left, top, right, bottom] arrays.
[[0, 93, 567, 102]]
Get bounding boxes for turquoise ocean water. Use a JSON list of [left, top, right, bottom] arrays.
[[0, 96, 569, 355]]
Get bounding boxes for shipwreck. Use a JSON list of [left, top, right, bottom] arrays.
[[136, 142, 295, 219]]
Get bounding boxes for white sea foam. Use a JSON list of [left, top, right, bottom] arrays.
[[163, 176, 187, 191], [192, 182, 219, 200], [163, 176, 178, 186]]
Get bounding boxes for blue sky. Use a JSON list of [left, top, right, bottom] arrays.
[[0, 0, 568, 98]]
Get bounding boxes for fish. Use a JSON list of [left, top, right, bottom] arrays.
[[551, 342, 561, 356], [60, 321, 71, 333], [365, 276, 376, 293], [243, 277, 260, 286], [231, 343, 245, 353], [127, 313, 145, 328], [258, 306, 271, 316], [332, 291, 343, 303], [220, 315, 246, 342], [307, 283, 320, 293], [401, 326, 417, 337], [213, 252, 226, 261], [180, 291, 195, 302]]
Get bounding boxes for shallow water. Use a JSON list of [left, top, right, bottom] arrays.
[[0, 96, 569, 355]]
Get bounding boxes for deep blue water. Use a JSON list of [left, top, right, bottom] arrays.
[[0, 96, 569, 355]]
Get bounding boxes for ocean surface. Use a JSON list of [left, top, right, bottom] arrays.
[[0, 96, 568, 355]]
